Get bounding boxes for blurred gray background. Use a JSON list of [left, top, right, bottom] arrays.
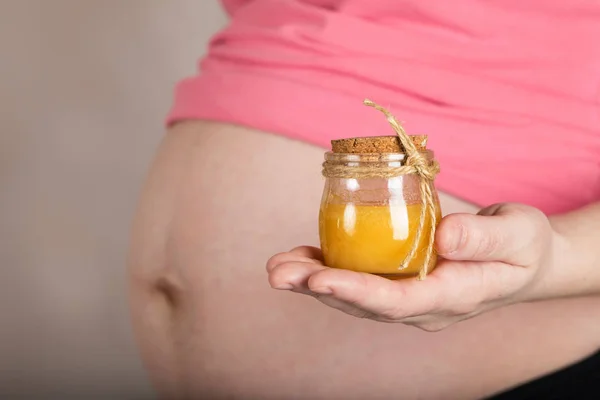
[[0, 1, 226, 397]]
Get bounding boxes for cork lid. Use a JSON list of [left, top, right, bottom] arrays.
[[331, 135, 428, 154]]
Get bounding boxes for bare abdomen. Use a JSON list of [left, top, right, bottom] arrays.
[[129, 121, 600, 399]]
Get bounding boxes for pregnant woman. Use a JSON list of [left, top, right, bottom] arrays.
[[128, 1, 600, 398]]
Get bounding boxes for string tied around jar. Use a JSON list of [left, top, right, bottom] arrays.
[[321, 99, 441, 280]]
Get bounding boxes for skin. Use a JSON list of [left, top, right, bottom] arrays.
[[267, 203, 597, 331], [128, 120, 600, 400]]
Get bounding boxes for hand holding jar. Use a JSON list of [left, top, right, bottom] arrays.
[[266, 100, 562, 332]]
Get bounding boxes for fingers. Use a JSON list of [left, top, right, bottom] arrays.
[[306, 267, 454, 320], [269, 261, 443, 320], [309, 258, 529, 319], [289, 246, 324, 261], [268, 260, 414, 320], [435, 203, 549, 264], [267, 258, 374, 318], [266, 246, 323, 273], [267, 250, 528, 324], [267, 247, 491, 320], [269, 259, 326, 294]]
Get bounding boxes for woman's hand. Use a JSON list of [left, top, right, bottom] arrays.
[[266, 203, 567, 332]]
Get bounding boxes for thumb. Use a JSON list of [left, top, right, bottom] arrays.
[[435, 203, 546, 264]]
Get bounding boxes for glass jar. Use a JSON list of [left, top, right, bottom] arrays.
[[319, 138, 442, 279]]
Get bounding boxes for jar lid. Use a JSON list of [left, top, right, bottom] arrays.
[[331, 135, 427, 154]]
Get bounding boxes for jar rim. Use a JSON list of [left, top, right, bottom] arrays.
[[324, 150, 433, 163]]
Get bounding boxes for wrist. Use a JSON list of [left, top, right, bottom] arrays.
[[527, 215, 593, 302]]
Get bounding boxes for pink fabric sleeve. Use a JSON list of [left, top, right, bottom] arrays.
[[167, 0, 600, 215]]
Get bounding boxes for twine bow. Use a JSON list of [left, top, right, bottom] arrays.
[[364, 99, 440, 279]]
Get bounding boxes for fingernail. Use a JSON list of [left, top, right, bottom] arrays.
[[441, 224, 464, 255], [273, 283, 293, 290], [311, 286, 333, 295]]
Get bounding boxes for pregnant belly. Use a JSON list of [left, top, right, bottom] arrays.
[[131, 123, 599, 399]]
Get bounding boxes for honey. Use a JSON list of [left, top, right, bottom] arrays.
[[319, 202, 441, 278]]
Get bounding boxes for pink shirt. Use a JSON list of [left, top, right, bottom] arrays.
[[168, 0, 600, 214]]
